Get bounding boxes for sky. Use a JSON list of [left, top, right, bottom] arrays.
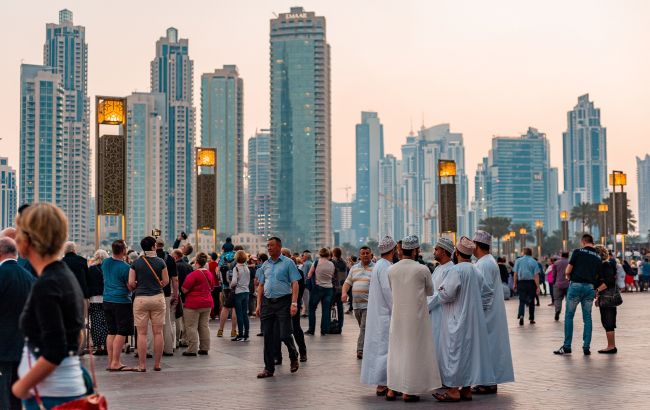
[[2, 0, 649, 226]]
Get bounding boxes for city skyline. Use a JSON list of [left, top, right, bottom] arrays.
[[2, 1, 649, 231]]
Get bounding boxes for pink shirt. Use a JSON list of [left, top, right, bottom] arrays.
[[182, 269, 215, 310]]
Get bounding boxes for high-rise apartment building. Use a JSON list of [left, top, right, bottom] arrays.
[[248, 130, 272, 238], [151, 27, 196, 240], [562, 94, 608, 207], [270, 7, 331, 250], [0, 158, 17, 230], [44, 9, 90, 244], [354, 111, 384, 242], [19, 64, 64, 207], [126, 92, 167, 247], [470, 157, 491, 232], [201, 65, 244, 236], [637, 155, 650, 238], [378, 154, 403, 239]]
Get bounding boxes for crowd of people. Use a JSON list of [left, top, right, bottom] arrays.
[[0, 201, 645, 408]]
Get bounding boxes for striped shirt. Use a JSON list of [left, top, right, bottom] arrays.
[[345, 262, 374, 310]]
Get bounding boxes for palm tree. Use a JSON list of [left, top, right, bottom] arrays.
[[570, 202, 597, 234], [602, 196, 637, 234], [478, 216, 511, 254]]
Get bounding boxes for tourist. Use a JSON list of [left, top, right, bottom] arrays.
[[554, 234, 601, 356], [230, 250, 251, 342], [360, 236, 397, 398], [0, 227, 36, 277], [0, 237, 34, 410], [102, 240, 134, 372], [331, 247, 348, 331], [431, 236, 493, 402], [595, 247, 618, 354], [546, 257, 556, 306], [217, 247, 238, 338], [472, 231, 514, 395], [208, 252, 222, 319], [386, 235, 440, 403], [639, 258, 650, 291], [87, 249, 109, 355], [552, 252, 570, 321], [623, 259, 636, 292], [181, 252, 214, 356], [11, 204, 87, 408], [172, 249, 193, 348], [301, 251, 313, 317], [255, 237, 301, 378], [306, 248, 335, 335], [341, 246, 374, 359], [155, 238, 179, 356], [513, 248, 540, 325], [273, 250, 307, 364], [222, 237, 234, 253], [129, 236, 169, 371]]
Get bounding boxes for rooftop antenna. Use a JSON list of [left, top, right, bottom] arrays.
[[421, 112, 425, 130], [409, 118, 414, 136]]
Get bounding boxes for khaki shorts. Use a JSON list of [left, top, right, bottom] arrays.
[[133, 293, 166, 327]]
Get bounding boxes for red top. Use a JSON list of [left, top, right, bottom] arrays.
[[208, 260, 221, 286], [182, 269, 215, 309]]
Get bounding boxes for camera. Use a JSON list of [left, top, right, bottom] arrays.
[[181, 231, 188, 240], [151, 228, 161, 237]]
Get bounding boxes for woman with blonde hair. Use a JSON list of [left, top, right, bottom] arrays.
[[12, 204, 87, 409], [230, 250, 251, 342], [87, 249, 110, 355]]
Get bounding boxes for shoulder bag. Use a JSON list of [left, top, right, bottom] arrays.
[[598, 286, 623, 307], [142, 256, 164, 289]]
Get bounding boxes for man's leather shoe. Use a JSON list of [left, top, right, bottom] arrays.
[[162, 352, 174, 357], [257, 370, 274, 378], [300, 354, 307, 362], [290, 359, 299, 373]]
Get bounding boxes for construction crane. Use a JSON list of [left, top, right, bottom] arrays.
[[338, 186, 352, 202], [379, 193, 437, 244]]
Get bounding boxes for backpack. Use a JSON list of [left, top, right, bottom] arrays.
[[329, 304, 341, 334], [220, 254, 236, 287]]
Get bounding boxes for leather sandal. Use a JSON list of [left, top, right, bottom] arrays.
[[471, 385, 497, 395], [433, 390, 460, 402], [403, 394, 420, 403], [386, 390, 400, 401], [376, 386, 388, 396], [460, 386, 473, 401]]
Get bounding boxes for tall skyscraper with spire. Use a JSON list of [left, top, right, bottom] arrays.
[[270, 7, 331, 249], [151, 27, 196, 241], [561, 94, 608, 208], [201, 65, 244, 236], [43, 9, 90, 245]]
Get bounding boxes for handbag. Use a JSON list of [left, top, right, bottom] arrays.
[[598, 287, 623, 307], [27, 344, 107, 410], [142, 256, 164, 288]]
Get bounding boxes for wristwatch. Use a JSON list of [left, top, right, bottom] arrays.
[[291, 302, 298, 307]]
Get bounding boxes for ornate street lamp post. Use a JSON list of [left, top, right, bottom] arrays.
[[560, 211, 569, 252], [438, 160, 457, 244], [535, 220, 543, 258], [598, 203, 609, 246], [609, 171, 627, 260], [196, 147, 217, 253]]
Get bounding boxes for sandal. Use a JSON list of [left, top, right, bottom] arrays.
[[471, 385, 497, 395], [403, 394, 420, 403], [108, 365, 133, 372], [132, 367, 146, 373], [376, 386, 388, 396], [433, 390, 461, 402], [154, 366, 162, 371]]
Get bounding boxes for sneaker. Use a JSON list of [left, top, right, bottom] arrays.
[[554, 312, 560, 321], [240, 337, 250, 342], [583, 348, 591, 356], [518, 316, 524, 326], [553, 346, 572, 355], [231, 336, 243, 342]]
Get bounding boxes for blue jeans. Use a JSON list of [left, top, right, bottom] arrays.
[[23, 395, 84, 410], [563, 282, 595, 349], [308, 286, 333, 334], [234, 292, 250, 338]]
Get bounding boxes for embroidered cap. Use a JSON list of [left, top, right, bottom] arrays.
[[456, 236, 476, 255], [472, 230, 492, 246], [401, 235, 420, 250], [378, 235, 397, 254], [435, 237, 455, 254]]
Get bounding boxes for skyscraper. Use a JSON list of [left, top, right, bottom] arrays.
[[44, 9, 90, 245], [151, 27, 196, 240], [19, 64, 64, 207], [354, 111, 384, 242], [487, 127, 555, 229], [0, 157, 17, 230], [378, 154, 403, 239], [270, 7, 331, 249], [471, 156, 491, 231], [637, 155, 650, 238], [562, 94, 608, 207], [126, 92, 167, 248], [248, 130, 272, 238], [201, 65, 244, 236]]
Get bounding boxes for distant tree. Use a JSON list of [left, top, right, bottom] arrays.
[[543, 230, 563, 255], [340, 242, 357, 257], [602, 196, 637, 233], [366, 239, 379, 256], [478, 216, 512, 254], [570, 202, 597, 234]]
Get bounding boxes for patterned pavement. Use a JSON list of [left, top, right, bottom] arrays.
[[94, 291, 650, 409]]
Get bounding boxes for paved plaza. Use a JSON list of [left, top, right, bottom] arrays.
[[95, 292, 650, 409]]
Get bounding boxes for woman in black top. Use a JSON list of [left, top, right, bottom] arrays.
[[595, 246, 618, 354], [12, 204, 87, 409], [87, 249, 109, 355]]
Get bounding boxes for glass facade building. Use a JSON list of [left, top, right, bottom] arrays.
[[354, 111, 384, 242], [201, 65, 244, 236], [151, 27, 196, 242], [0, 157, 17, 230], [270, 7, 331, 250], [562, 94, 608, 207], [378, 154, 403, 240], [248, 130, 272, 238], [43, 9, 90, 245], [637, 155, 650, 238]]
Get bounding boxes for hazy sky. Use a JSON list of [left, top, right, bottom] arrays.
[[2, 0, 649, 226]]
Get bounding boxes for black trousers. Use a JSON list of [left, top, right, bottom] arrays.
[[0, 361, 20, 410], [261, 295, 298, 373], [518, 280, 536, 320], [275, 306, 306, 359]]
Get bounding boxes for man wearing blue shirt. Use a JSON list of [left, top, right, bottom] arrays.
[[513, 248, 540, 326], [256, 237, 302, 378]]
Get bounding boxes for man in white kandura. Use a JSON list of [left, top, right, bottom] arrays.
[[427, 237, 455, 382], [472, 230, 515, 395], [386, 235, 440, 403], [360, 236, 398, 398], [431, 236, 494, 402]]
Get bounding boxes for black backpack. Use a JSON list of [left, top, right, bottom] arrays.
[[329, 304, 341, 334], [220, 257, 236, 287]]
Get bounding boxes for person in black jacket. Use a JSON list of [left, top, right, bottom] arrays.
[[62, 242, 90, 300], [12, 203, 87, 408], [595, 247, 618, 354], [0, 237, 34, 410]]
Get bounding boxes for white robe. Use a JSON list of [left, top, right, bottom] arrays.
[[475, 255, 515, 385], [387, 259, 441, 394], [427, 261, 454, 370], [430, 261, 494, 388], [360, 258, 393, 386]]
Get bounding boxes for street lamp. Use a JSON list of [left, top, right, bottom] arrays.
[[508, 231, 516, 260], [196, 147, 217, 253], [438, 160, 457, 244], [560, 211, 569, 252], [535, 220, 543, 258], [598, 203, 609, 246], [610, 170, 628, 260], [519, 228, 527, 254]]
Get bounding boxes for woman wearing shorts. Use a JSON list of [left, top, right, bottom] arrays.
[[128, 236, 169, 372]]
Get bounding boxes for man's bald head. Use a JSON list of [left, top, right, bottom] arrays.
[[0, 227, 16, 240], [0, 237, 18, 260]]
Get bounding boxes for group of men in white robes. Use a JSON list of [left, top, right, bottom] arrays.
[[360, 231, 514, 403]]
